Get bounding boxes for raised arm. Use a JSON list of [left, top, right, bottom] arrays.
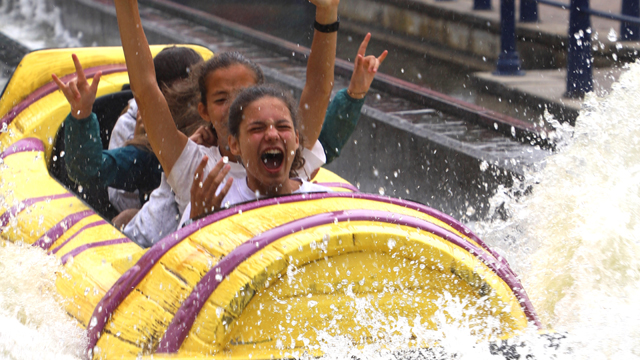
[[298, 0, 340, 149], [319, 33, 387, 164], [113, 0, 187, 175]]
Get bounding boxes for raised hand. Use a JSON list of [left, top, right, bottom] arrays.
[[189, 156, 233, 220], [189, 125, 217, 147], [52, 54, 102, 119], [308, 0, 339, 25], [308, 0, 340, 10], [347, 33, 388, 99]]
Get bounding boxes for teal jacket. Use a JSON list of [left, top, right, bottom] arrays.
[[64, 113, 162, 193], [319, 89, 365, 164]]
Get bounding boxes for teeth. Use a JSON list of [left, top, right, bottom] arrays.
[[264, 149, 282, 155]]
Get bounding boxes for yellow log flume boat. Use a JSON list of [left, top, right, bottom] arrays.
[[0, 45, 542, 359]]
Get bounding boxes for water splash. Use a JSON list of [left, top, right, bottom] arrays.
[[0, 240, 87, 359], [0, 0, 81, 49], [475, 61, 640, 359], [293, 285, 566, 360]]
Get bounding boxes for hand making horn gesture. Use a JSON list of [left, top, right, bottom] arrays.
[[189, 156, 234, 220], [52, 54, 102, 119], [347, 33, 388, 99]]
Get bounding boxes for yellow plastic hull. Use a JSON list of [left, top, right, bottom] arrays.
[[0, 46, 540, 360]]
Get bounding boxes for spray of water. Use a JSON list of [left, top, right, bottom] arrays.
[[474, 61, 640, 359], [0, 0, 81, 49], [0, 240, 86, 360]]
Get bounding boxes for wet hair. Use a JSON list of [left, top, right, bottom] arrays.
[[194, 52, 264, 106], [153, 46, 203, 91], [228, 85, 305, 177]]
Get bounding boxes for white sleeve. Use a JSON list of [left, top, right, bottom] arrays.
[[108, 187, 141, 213], [299, 140, 326, 181], [123, 175, 180, 248], [166, 140, 209, 216], [108, 99, 138, 150]]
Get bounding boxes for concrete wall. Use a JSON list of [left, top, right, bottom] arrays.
[[338, 0, 607, 70]]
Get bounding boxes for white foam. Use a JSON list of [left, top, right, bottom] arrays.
[[475, 61, 640, 359], [0, 0, 81, 49], [0, 240, 86, 360]]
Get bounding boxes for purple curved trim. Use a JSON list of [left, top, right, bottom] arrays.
[[49, 220, 107, 255], [0, 64, 127, 129], [314, 182, 359, 192], [60, 238, 130, 265], [32, 210, 95, 250], [157, 209, 540, 353], [0, 193, 73, 228], [0, 137, 45, 159], [86, 192, 505, 352]]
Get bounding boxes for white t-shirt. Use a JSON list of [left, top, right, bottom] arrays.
[[167, 138, 327, 218], [123, 174, 179, 247], [108, 99, 141, 212], [179, 178, 330, 227]]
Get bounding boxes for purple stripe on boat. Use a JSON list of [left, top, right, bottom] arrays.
[[314, 182, 359, 192], [86, 192, 502, 351], [49, 220, 107, 255], [60, 238, 130, 265], [0, 193, 73, 228], [157, 209, 540, 353], [33, 210, 95, 250], [0, 137, 45, 159], [0, 64, 127, 129]]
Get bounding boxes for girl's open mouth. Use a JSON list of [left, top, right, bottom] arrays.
[[261, 149, 284, 171]]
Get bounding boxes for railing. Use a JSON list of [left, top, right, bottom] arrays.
[[484, 0, 640, 98]]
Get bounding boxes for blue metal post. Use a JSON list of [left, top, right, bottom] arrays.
[[621, 0, 640, 40], [520, 0, 539, 22], [495, 0, 524, 75], [566, 0, 592, 98], [474, 0, 491, 10]]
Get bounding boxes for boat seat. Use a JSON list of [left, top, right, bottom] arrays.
[[50, 88, 134, 220]]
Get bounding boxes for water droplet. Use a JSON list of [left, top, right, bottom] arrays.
[[308, 300, 318, 307], [608, 28, 618, 42], [215, 274, 223, 282], [222, 156, 229, 164], [479, 161, 489, 172], [378, 187, 385, 195], [387, 238, 396, 249]]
